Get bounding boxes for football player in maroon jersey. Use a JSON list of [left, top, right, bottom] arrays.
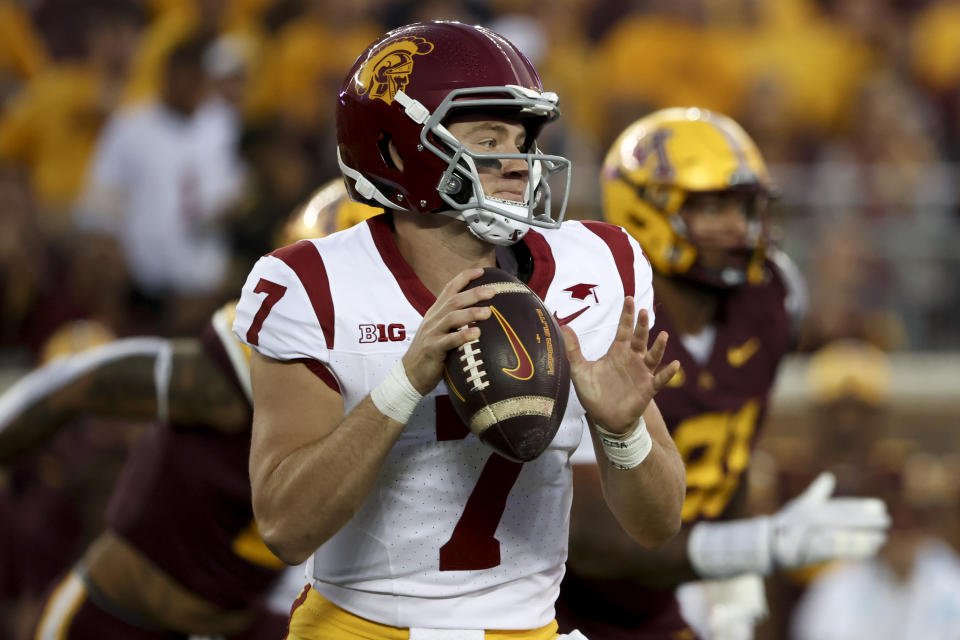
[[0, 181, 376, 639], [556, 108, 891, 639]]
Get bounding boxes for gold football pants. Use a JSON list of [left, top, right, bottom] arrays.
[[285, 585, 561, 640]]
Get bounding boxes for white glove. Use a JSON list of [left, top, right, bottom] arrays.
[[688, 472, 890, 578], [705, 574, 767, 640], [678, 574, 768, 640], [707, 605, 757, 640]]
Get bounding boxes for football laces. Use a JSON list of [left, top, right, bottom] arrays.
[[457, 328, 489, 392]]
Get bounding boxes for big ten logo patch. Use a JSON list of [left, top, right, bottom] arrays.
[[359, 323, 407, 343]]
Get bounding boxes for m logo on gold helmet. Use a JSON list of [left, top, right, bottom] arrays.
[[602, 107, 774, 288], [356, 36, 434, 105]]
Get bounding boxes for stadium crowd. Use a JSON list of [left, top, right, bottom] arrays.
[[1, 0, 959, 354], [1, 1, 959, 639]]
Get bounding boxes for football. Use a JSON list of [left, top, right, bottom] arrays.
[[443, 267, 570, 462]]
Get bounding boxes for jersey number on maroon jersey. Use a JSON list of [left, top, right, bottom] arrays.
[[673, 399, 760, 521], [247, 278, 287, 346], [435, 395, 523, 571]]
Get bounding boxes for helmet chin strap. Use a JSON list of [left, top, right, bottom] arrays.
[[439, 204, 531, 247]]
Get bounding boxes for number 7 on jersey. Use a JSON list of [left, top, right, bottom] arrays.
[[247, 278, 287, 345]]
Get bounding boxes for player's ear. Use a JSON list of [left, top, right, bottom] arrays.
[[386, 138, 404, 171]]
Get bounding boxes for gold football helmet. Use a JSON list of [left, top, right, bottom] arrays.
[[275, 178, 382, 247], [602, 107, 774, 286]]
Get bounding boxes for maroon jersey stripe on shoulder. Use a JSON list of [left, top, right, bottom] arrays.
[[367, 215, 435, 316], [297, 359, 342, 394], [270, 240, 335, 349], [523, 229, 556, 301], [581, 221, 635, 299]]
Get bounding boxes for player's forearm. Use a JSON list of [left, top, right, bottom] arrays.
[[0, 339, 167, 465], [0, 394, 74, 465], [569, 462, 697, 587], [251, 396, 407, 565], [599, 433, 685, 548], [593, 404, 685, 548]]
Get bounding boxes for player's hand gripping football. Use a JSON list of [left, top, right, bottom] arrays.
[[401, 268, 495, 395], [561, 297, 680, 435]]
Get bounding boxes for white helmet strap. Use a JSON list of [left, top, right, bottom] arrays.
[[337, 148, 409, 211]]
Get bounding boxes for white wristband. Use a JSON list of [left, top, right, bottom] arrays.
[[370, 360, 423, 424], [594, 416, 652, 470]]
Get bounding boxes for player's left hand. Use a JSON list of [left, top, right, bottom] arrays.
[[561, 297, 679, 436]]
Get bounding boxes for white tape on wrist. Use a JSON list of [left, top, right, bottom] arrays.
[[594, 416, 652, 470], [688, 517, 774, 579], [370, 360, 423, 424]]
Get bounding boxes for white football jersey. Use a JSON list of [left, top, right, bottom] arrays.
[[233, 215, 654, 630]]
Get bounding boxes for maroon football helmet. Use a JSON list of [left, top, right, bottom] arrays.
[[336, 21, 571, 245]]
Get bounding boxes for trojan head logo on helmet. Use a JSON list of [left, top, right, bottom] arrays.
[[357, 36, 434, 105], [602, 107, 775, 287], [336, 21, 571, 246], [275, 178, 382, 248]]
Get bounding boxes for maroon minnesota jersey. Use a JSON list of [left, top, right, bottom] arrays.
[[105, 303, 285, 611], [658, 258, 793, 524], [557, 257, 797, 639]]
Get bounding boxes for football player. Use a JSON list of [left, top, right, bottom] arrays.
[[0, 180, 377, 639], [233, 21, 686, 640], [556, 108, 892, 639]]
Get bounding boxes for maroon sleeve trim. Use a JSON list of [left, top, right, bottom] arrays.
[[297, 359, 342, 394], [582, 221, 635, 298], [269, 241, 335, 349], [367, 215, 435, 316]]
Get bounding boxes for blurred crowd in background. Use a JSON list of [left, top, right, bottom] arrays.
[[1, 0, 960, 638], [1, 0, 960, 358]]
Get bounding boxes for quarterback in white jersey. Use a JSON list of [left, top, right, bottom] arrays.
[[234, 21, 685, 640]]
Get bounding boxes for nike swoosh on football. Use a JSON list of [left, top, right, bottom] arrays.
[[553, 306, 589, 326], [490, 306, 535, 380]]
